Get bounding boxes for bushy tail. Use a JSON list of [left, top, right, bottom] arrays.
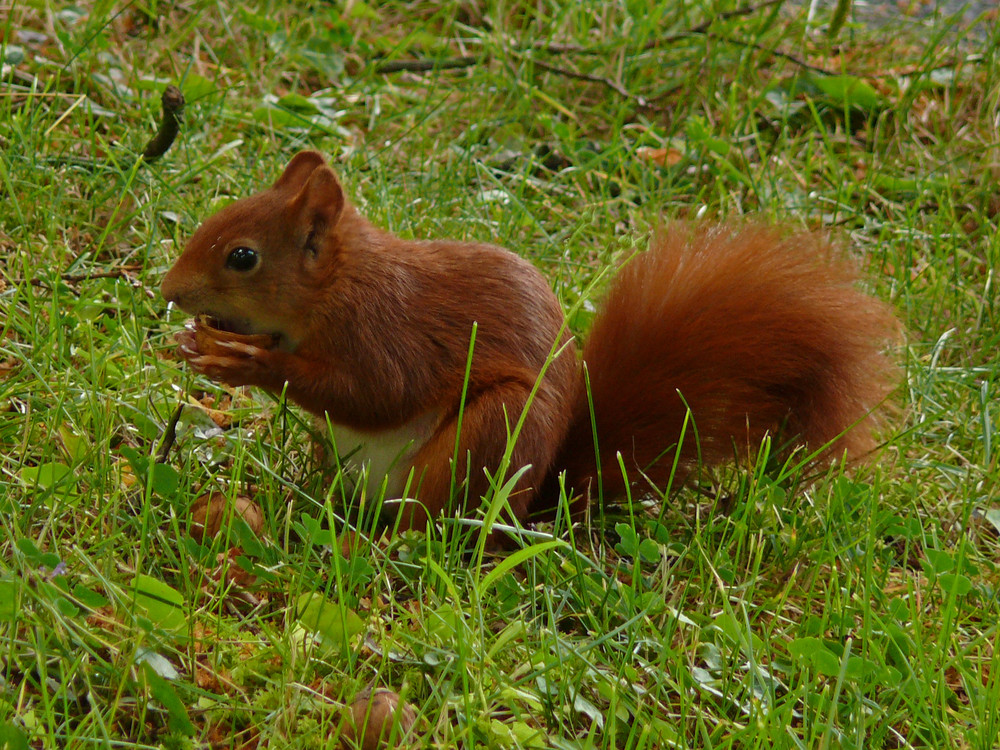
[[558, 222, 900, 499]]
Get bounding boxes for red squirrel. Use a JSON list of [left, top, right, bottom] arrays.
[[161, 150, 899, 531]]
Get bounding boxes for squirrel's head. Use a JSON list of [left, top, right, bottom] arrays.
[[161, 150, 349, 348]]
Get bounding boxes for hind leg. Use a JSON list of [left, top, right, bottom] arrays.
[[392, 380, 559, 534]]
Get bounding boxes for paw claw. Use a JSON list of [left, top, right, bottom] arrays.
[[218, 340, 262, 356]]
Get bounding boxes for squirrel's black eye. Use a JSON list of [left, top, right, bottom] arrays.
[[225, 246, 258, 272]]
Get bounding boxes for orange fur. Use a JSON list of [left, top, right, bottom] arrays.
[[162, 151, 899, 530]]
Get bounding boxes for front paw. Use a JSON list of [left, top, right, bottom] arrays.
[[174, 326, 279, 388]]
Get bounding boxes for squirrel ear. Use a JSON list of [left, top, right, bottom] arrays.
[[289, 165, 345, 254], [273, 150, 328, 192]]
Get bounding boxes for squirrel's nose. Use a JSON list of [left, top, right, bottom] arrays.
[[160, 267, 186, 308], [160, 277, 178, 306]]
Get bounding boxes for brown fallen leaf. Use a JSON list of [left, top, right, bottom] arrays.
[[636, 145, 683, 167], [189, 492, 264, 539], [185, 394, 234, 429]]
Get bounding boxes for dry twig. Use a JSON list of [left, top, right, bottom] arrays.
[[142, 85, 185, 160]]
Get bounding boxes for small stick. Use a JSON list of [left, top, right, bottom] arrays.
[[52, 267, 141, 283], [27, 266, 143, 296], [707, 33, 837, 75], [156, 402, 185, 464], [142, 85, 185, 160], [529, 57, 648, 107], [375, 55, 481, 73]]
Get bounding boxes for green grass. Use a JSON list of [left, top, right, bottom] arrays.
[[2, 1, 999, 748]]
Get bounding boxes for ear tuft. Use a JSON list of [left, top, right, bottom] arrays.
[[273, 150, 328, 193]]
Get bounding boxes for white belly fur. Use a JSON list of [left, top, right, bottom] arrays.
[[324, 411, 441, 498]]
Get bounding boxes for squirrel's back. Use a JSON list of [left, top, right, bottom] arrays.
[[553, 222, 900, 502]]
